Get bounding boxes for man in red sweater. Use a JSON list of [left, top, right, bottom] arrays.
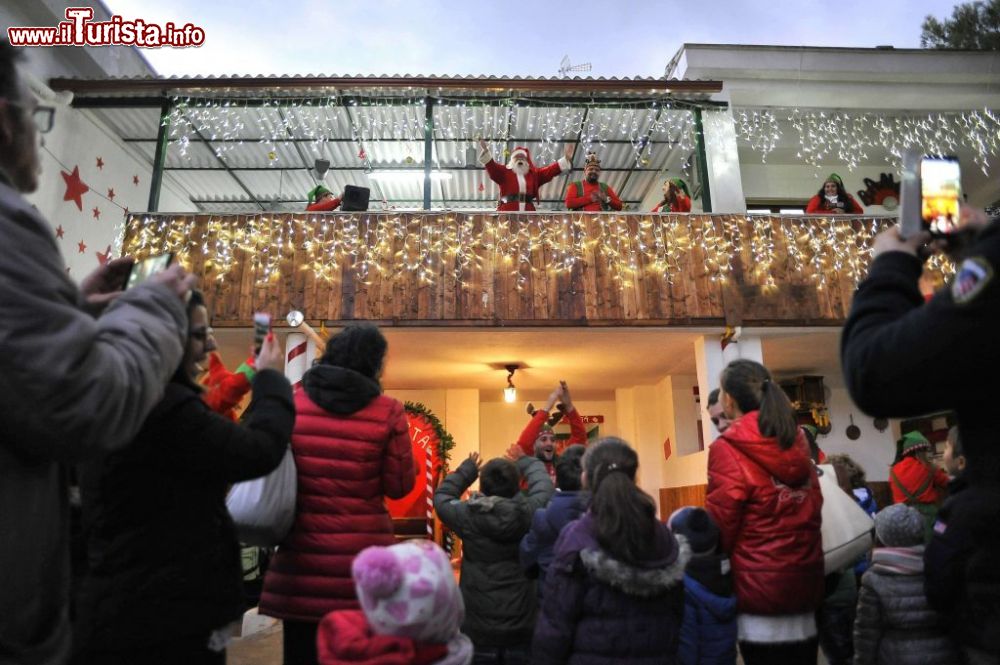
[[509, 381, 588, 485], [564, 153, 623, 212]]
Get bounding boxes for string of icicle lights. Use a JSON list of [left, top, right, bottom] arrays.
[[163, 95, 700, 167], [118, 213, 952, 293], [734, 107, 1000, 173]]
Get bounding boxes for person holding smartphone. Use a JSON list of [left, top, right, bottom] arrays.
[[73, 292, 294, 664], [841, 205, 999, 660], [0, 41, 196, 664]]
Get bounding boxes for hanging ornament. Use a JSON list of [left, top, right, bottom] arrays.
[[502, 149, 510, 159], [267, 151, 277, 161], [358, 148, 367, 160], [405, 155, 415, 164]]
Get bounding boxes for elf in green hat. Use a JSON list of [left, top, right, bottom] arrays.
[[652, 178, 692, 213], [306, 184, 343, 212], [806, 173, 864, 215], [889, 430, 949, 540]]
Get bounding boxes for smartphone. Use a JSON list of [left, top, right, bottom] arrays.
[[920, 156, 962, 236], [125, 252, 174, 289], [252, 312, 271, 355]]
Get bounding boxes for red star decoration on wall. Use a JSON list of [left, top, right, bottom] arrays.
[[107, 188, 115, 201], [92, 206, 101, 220], [55, 225, 64, 239], [61, 166, 89, 211], [123, 206, 130, 216], [96, 157, 104, 170], [95, 245, 112, 266], [77, 240, 87, 254], [133, 175, 140, 186]]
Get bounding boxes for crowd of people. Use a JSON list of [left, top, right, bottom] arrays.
[[4, 39, 999, 665]]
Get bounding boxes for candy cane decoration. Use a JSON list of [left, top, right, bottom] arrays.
[[284, 332, 316, 387], [426, 449, 434, 536]]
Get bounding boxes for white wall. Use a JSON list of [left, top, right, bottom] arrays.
[[814, 386, 897, 483], [27, 104, 195, 280]]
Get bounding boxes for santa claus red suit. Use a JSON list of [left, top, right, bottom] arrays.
[[480, 146, 571, 212]]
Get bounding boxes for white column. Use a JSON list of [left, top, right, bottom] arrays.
[[695, 335, 726, 449], [703, 107, 747, 214], [283, 332, 316, 387]]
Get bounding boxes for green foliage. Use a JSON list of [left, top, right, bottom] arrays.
[[921, 0, 1000, 50], [403, 401, 456, 469]]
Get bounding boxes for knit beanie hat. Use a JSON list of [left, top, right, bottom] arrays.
[[670, 178, 691, 198], [896, 431, 932, 461], [826, 173, 844, 188], [352, 540, 464, 644], [308, 185, 333, 204], [875, 504, 925, 547], [668, 506, 719, 555]]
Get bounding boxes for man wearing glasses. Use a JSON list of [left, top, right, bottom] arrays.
[[0, 42, 196, 664]]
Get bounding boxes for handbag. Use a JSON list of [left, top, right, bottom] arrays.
[[817, 463, 874, 574], [226, 445, 297, 547]]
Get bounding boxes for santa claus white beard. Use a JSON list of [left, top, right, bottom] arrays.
[[508, 160, 530, 176]]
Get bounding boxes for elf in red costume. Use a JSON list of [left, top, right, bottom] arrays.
[[201, 352, 256, 421], [306, 185, 343, 212], [478, 139, 572, 211], [564, 152, 623, 212], [889, 431, 949, 540], [509, 381, 588, 486], [652, 178, 692, 213]]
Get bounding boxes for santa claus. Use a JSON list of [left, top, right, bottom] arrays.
[[478, 138, 573, 211]]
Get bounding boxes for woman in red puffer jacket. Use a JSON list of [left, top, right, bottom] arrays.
[[705, 359, 824, 665], [259, 323, 415, 665]]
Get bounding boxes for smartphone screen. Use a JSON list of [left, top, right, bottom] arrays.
[[253, 312, 271, 355], [921, 157, 962, 235], [126, 252, 174, 289]]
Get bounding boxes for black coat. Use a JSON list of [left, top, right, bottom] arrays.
[[75, 369, 294, 651]]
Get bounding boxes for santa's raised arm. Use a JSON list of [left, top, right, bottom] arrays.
[[478, 139, 573, 212]]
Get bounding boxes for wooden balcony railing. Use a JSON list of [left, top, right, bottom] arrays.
[[122, 212, 943, 327]]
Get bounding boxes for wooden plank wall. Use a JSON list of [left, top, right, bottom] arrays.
[[659, 484, 708, 521], [122, 212, 897, 327]]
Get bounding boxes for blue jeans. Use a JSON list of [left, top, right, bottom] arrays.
[[472, 645, 530, 665]]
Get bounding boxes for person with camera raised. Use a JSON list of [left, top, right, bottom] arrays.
[[841, 205, 999, 661]]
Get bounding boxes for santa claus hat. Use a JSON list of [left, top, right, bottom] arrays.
[[507, 146, 534, 169]]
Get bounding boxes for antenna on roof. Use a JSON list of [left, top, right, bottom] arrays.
[[558, 55, 591, 78]]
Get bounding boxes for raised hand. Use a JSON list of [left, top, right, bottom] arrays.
[[150, 263, 198, 301], [256, 332, 284, 372], [467, 451, 482, 470], [506, 443, 526, 461], [559, 380, 574, 410]]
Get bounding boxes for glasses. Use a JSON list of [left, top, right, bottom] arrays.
[[0, 99, 55, 134]]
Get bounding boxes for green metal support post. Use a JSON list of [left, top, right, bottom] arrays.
[[423, 97, 434, 210], [147, 97, 172, 212], [693, 108, 713, 213]]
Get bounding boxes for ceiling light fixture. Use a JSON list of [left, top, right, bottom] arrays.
[[504, 364, 518, 403]]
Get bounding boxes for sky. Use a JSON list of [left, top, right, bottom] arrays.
[[102, 0, 960, 78]]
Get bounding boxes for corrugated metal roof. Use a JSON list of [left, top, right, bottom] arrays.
[[80, 83, 711, 212]]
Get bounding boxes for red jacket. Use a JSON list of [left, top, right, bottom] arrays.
[[484, 157, 569, 211], [705, 412, 824, 615], [260, 384, 415, 621], [317, 611, 452, 665], [307, 196, 343, 212], [652, 195, 691, 213], [564, 180, 623, 212], [889, 456, 948, 505], [516, 408, 587, 485], [805, 194, 863, 214]]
